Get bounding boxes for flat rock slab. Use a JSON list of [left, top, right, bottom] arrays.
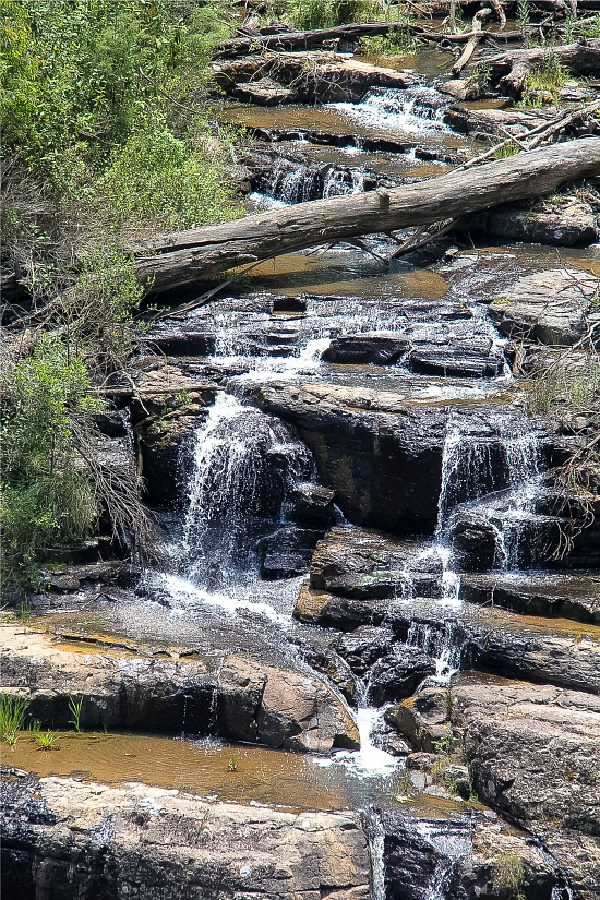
[[213, 51, 416, 105], [1, 625, 358, 753], [453, 673, 600, 899], [460, 572, 600, 624], [1, 776, 371, 900], [489, 268, 600, 347], [296, 580, 600, 695]]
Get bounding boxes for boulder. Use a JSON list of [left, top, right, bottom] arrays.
[[212, 51, 416, 105], [309, 528, 444, 601], [368, 650, 437, 706], [453, 673, 600, 898], [1, 776, 371, 900], [386, 687, 450, 751], [286, 482, 337, 527], [1, 626, 359, 753], [488, 268, 600, 347]]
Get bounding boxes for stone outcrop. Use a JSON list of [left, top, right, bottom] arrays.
[[461, 198, 598, 247], [258, 384, 448, 533], [322, 332, 505, 377], [453, 673, 600, 899], [1, 775, 371, 900], [0, 626, 359, 753], [488, 268, 600, 347], [212, 51, 415, 105], [460, 572, 600, 624]]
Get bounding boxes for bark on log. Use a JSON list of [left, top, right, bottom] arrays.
[[217, 22, 520, 57], [133, 138, 600, 294], [487, 39, 600, 96], [452, 8, 492, 75]]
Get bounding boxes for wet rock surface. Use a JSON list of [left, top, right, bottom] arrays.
[[1, 626, 359, 753], [1, 776, 371, 900]]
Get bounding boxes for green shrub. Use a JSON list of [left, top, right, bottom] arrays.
[[97, 121, 243, 232], [496, 853, 526, 900], [286, 0, 392, 30], [1, 335, 103, 588]]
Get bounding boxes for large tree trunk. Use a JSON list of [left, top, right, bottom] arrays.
[[133, 138, 600, 294], [216, 22, 520, 58], [487, 39, 600, 96]]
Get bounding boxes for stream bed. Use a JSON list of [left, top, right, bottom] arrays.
[[3, 30, 600, 900]]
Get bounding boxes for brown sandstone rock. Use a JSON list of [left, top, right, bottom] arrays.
[[1, 776, 371, 900]]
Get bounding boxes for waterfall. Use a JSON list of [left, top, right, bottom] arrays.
[[333, 85, 448, 134], [180, 393, 312, 588], [437, 411, 541, 544], [367, 812, 387, 900], [257, 162, 366, 204], [407, 620, 463, 682]]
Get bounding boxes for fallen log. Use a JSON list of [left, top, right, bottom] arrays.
[[133, 138, 600, 293], [452, 8, 492, 75], [486, 38, 600, 96], [216, 22, 520, 57]]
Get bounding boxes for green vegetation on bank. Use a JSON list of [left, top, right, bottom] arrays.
[[1, 0, 242, 591]]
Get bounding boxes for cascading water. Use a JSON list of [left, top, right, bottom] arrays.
[[178, 393, 313, 589], [333, 85, 449, 134], [407, 620, 463, 682], [257, 162, 365, 204]]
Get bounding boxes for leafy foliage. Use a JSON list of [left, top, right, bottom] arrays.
[[1, 336, 103, 587]]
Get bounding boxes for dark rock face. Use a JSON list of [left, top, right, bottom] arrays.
[[323, 334, 411, 365], [460, 573, 600, 625], [258, 383, 447, 534], [286, 483, 337, 528], [322, 333, 505, 378], [463, 200, 598, 247], [138, 406, 208, 507], [261, 526, 326, 579], [381, 812, 557, 900], [309, 528, 444, 602], [368, 650, 436, 706], [450, 489, 600, 572], [1, 777, 371, 900], [453, 674, 600, 899]]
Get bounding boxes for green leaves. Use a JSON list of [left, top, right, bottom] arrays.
[[1, 336, 102, 588]]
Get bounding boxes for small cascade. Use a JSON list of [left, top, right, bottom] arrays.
[[256, 163, 366, 204], [179, 393, 313, 588], [366, 811, 387, 900], [407, 620, 463, 682], [323, 166, 365, 198], [334, 85, 448, 134], [436, 411, 539, 535]]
